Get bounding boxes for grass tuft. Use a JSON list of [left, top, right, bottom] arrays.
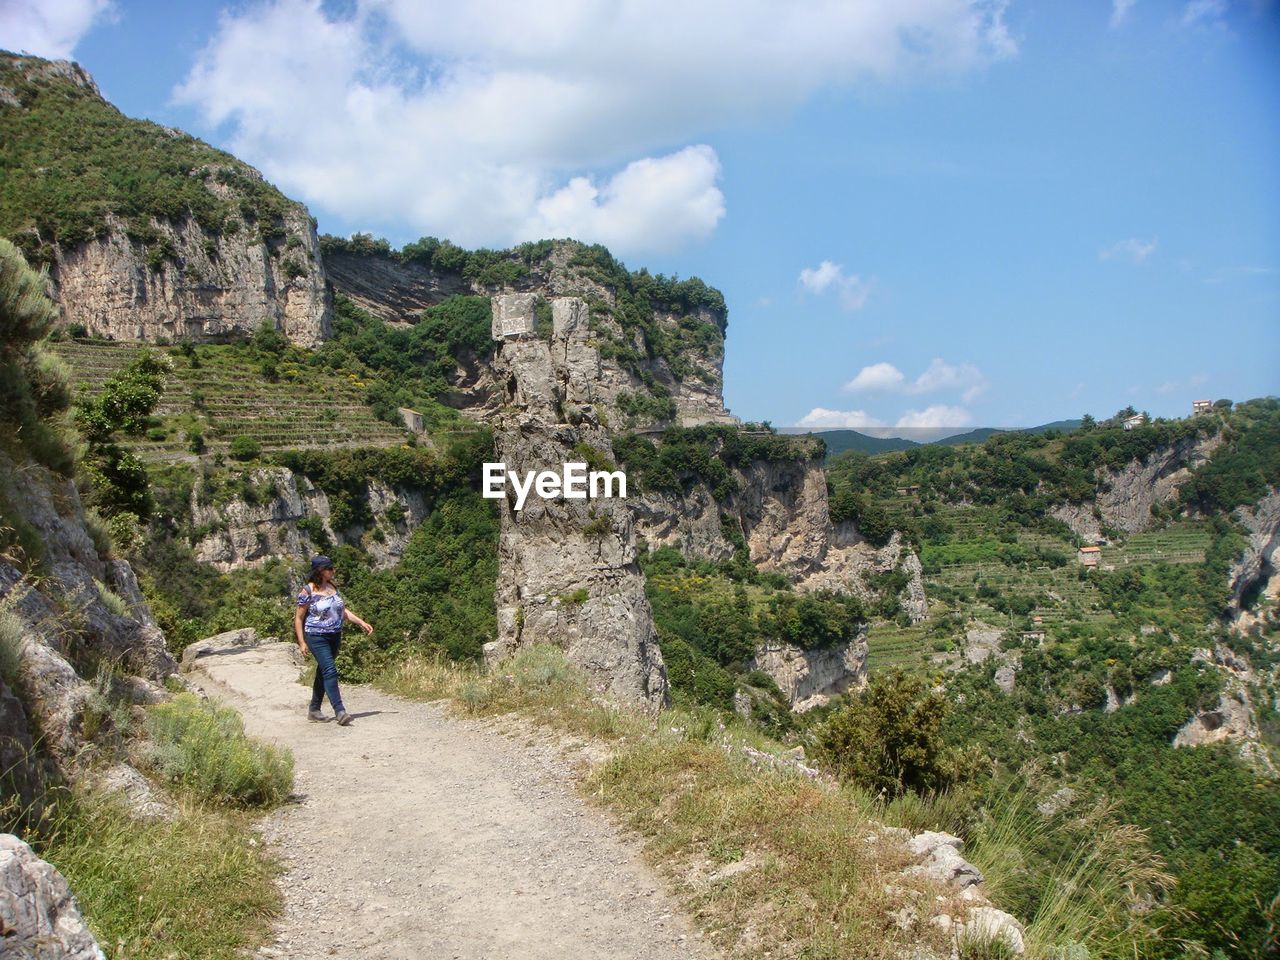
[[142, 693, 293, 807]]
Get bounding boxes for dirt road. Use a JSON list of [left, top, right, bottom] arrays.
[[187, 641, 719, 960]]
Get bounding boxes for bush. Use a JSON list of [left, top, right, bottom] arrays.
[[143, 694, 293, 807], [814, 669, 956, 798], [230, 436, 261, 461]]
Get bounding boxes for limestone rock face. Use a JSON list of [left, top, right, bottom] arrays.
[[324, 249, 469, 325], [1228, 488, 1280, 627], [748, 630, 868, 712], [51, 207, 331, 347], [1095, 433, 1222, 535], [0, 834, 105, 960], [189, 466, 429, 572], [905, 831, 985, 889], [1174, 644, 1275, 772], [484, 417, 668, 708]]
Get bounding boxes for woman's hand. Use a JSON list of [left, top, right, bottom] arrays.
[[297, 639, 311, 659], [358, 619, 374, 636]]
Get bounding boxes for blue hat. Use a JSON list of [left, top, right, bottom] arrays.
[[309, 554, 333, 575]]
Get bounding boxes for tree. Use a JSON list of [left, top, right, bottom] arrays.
[[814, 669, 954, 798], [74, 350, 169, 518]]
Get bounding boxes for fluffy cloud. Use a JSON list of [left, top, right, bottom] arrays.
[[1100, 237, 1158, 263], [895, 404, 973, 429], [0, 0, 113, 59], [842, 362, 905, 392], [842, 358, 987, 402], [796, 408, 887, 429], [176, 0, 1017, 254], [799, 261, 873, 311]]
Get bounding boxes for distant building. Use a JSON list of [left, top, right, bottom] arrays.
[[398, 407, 424, 433], [1192, 399, 1212, 416], [1122, 414, 1147, 431], [896, 485, 921, 496], [1078, 545, 1102, 567]]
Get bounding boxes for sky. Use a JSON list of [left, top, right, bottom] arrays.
[[2, 0, 1278, 436]]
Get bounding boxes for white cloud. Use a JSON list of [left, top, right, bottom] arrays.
[[799, 260, 873, 311], [843, 362, 905, 393], [518, 146, 723, 253], [1110, 0, 1138, 27], [1100, 237, 1158, 263], [796, 408, 887, 429], [0, 0, 113, 59], [895, 404, 973, 429], [175, 0, 1018, 255], [842, 357, 987, 402]]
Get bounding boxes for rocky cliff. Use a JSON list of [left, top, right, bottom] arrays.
[[0, 54, 331, 347], [50, 207, 331, 347], [1228, 488, 1280, 629], [328, 243, 736, 430], [189, 466, 430, 572], [1052, 432, 1223, 540], [0, 450, 177, 809]]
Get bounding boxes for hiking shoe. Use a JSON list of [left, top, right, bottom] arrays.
[[335, 710, 353, 726], [307, 708, 328, 722]]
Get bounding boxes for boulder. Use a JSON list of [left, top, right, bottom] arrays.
[[0, 834, 105, 960]]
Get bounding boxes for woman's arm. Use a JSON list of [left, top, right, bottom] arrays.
[[294, 604, 311, 657], [343, 607, 374, 635]]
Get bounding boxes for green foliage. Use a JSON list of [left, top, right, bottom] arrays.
[[0, 237, 73, 474], [0, 55, 296, 263], [814, 669, 956, 798], [229, 435, 260, 461], [614, 424, 821, 501], [143, 693, 293, 807], [325, 490, 500, 678], [1179, 397, 1280, 514], [322, 292, 494, 424], [74, 350, 169, 519]]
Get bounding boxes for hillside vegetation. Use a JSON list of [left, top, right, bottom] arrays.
[[821, 403, 1280, 956]]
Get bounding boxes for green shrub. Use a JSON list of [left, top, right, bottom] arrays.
[[143, 694, 293, 807], [814, 669, 956, 798], [229, 436, 261, 461]]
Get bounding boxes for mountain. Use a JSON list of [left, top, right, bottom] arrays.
[[781, 419, 1086, 457]]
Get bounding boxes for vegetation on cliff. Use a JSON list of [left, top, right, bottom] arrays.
[[0, 54, 302, 266]]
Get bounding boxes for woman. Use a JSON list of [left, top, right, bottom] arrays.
[[294, 554, 374, 726]]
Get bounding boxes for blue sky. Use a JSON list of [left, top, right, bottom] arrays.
[[2, 0, 1277, 435]]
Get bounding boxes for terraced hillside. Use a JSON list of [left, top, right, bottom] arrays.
[[53, 340, 412, 460]]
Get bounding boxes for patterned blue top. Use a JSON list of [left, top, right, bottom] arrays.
[[297, 585, 345, 633]]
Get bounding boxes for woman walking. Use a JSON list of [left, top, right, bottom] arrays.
[[294, 554, 373, 726]]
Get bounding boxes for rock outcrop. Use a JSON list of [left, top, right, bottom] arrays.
[[189, 467, 430, 572], [482, 296, 668, 707], [1053, 432, 1223, 539], [1173, 644, 1276, 772], [1228, 488, 1280, 628], [747, 632, 868, 712], [0, 834, 105, 960], [51, 209, 331, 347], [0, 450, 177, 802]]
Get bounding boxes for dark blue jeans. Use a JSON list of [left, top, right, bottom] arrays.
[[305, 630, 345, 713]]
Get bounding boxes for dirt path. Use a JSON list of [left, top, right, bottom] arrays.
[[186, 641, 720, 960]]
